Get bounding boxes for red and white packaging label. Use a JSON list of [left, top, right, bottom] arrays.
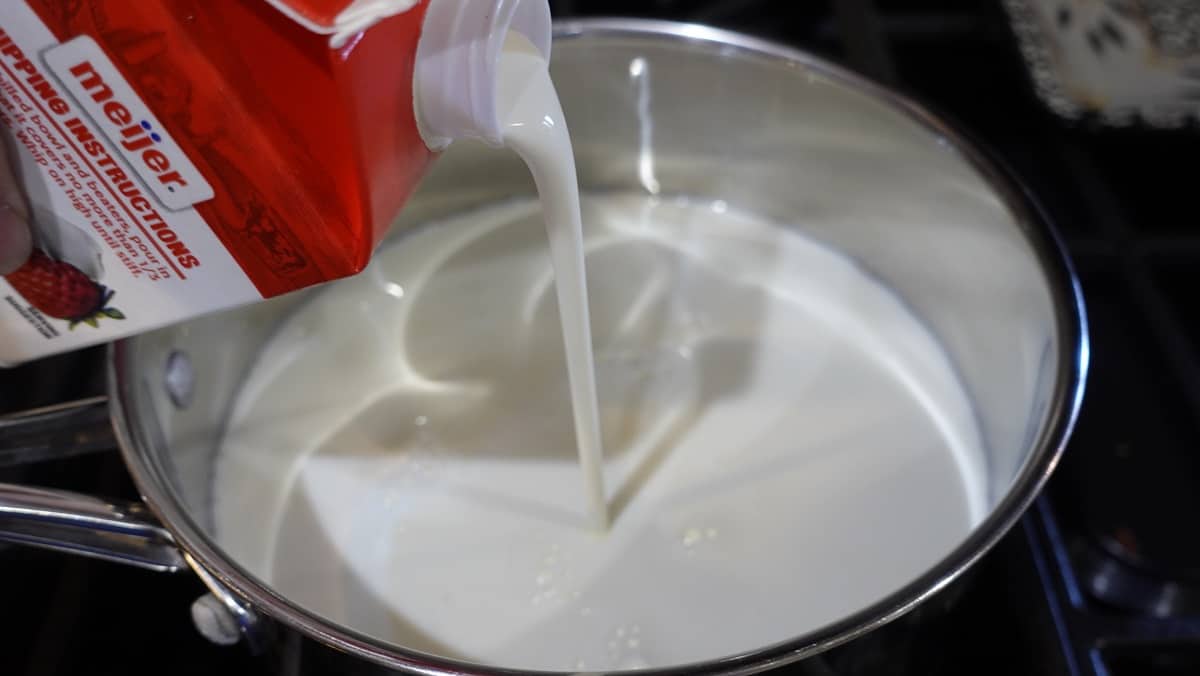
[[0, 2, 258, 365]]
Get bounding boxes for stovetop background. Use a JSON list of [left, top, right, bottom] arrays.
[[3, 1, 1200, 674]]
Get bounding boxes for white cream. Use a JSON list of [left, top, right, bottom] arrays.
[[214, 191, 988, 671], [214, 26, 988, 672], [497, 33, 607, 529]]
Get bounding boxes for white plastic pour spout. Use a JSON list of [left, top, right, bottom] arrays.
[[413, 0, 552, 149]]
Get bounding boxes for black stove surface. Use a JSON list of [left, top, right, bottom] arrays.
[[4, 1, 1200, 674]]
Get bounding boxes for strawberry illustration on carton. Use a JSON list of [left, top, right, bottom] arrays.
[[5, 248, 124, 330]]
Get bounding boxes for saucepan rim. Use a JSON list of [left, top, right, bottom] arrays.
[[109, 18, 1088, 676]]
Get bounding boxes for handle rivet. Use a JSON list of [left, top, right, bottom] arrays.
[[164, 350, 195, 410], [190, 593, 241, 646]]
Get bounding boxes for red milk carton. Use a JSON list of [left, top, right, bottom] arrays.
[[0, 0, 550, 364]]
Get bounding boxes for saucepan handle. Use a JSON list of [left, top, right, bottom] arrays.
[[0, 395, 115, 466], [0, 396, 187, 572], [0, 483, 187, 573], [0, 396, 263, 647], [0, 486, 262, 646]]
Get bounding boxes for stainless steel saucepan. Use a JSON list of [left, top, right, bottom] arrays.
[[0, 19, 1087, 675]]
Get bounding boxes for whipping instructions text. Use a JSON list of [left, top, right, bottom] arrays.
[[0, 27, 205, 281]]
